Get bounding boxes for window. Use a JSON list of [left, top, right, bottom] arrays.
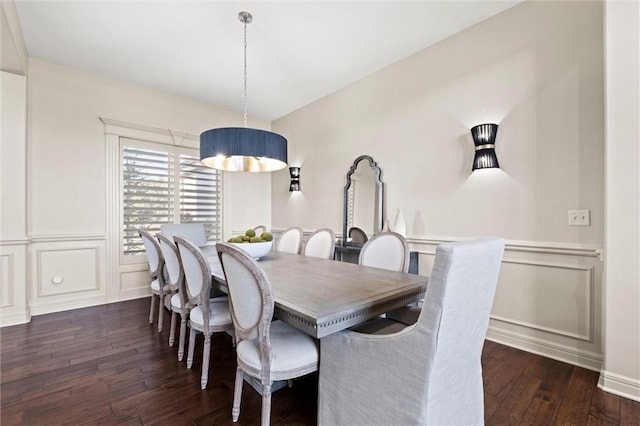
[[121, 139, 221, 256]]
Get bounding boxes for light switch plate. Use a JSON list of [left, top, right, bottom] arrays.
[[568, 209, 590, 226]]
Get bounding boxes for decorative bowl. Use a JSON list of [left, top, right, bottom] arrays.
[[230, 241, 273, 260]]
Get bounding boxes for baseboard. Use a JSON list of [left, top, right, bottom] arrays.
[[486, 326, 602, 372], [598, 370, 640, 402], [0, 311, 31, 327], [29, 295, 107, 316]]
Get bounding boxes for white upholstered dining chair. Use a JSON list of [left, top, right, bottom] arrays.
[[157, 232, 189, 359], [348, 226, 368, 244], [139, 230, 168, 332], [358, 231, 409, 273], [303, 228, 335, 259], [318, 237, 505, 425], [216, 242, 319, 426], [275, 226, 303, 254], [174, 236, 234, 389]]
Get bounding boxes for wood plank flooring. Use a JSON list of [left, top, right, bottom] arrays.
[[1, 298, 638, 425]]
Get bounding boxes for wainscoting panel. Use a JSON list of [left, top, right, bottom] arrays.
[[406, 236, 603, 371], [0, 243, 29, 326], [492, 261, 593, 341], [119, 262, 152, 301], [29, 238, 106, 315], [0, 253, 12, 307]]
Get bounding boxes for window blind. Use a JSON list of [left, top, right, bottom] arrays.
[[121, 143, 222, 256], [122, 146, 173, 255], [179, 153, 221, 245]]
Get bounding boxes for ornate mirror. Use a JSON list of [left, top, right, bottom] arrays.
[[343, 155, 384, 246]]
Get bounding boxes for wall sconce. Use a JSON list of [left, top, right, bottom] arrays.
[[289, 167, 301, 191], [471, 123, 500, 171]]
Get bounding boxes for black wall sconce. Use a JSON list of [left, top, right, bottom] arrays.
[[289, 167, 301, 191], [471, 123, 500, 171]]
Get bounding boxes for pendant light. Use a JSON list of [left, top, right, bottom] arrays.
[[200, 11, 288, 172]]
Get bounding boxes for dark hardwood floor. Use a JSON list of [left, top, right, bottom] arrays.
[[1, 298, 638, 425]]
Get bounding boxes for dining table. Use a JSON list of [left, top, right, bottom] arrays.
[[202, 246, 428, 339]]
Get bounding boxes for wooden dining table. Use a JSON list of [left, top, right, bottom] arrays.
[[202, 247, 428, 339]]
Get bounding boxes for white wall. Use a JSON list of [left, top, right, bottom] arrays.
[[272, 1, 608, 374], [600, 0, 640, 401], [272, 1, 604, 245]]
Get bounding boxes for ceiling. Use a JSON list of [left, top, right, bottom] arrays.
[[15, 1, 521, 121]]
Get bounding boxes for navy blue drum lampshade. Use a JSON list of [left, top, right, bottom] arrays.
[[471, 123, 500, 171], [200, 127, 288, 172]]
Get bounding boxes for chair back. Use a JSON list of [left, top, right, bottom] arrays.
[[358, 231, 409, 273], [303, 228, 336, 259], [253, 225, 267, 236], [161, 223, 207, 247], [348, 227, 368, 244], [139, 230, 163, 277], [416, 237, 505, 424], [216, 243, 274, 366], [157, 233, 188, 309], [275, 227, 303, 254], [174, 236, 212, 327]]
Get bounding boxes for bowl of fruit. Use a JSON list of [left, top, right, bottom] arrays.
[[227, 229, 274, 260]]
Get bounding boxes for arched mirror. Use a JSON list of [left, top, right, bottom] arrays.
[[343, 155, 384, 246]]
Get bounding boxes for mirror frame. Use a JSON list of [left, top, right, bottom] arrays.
[[343, 155, 384, 246]]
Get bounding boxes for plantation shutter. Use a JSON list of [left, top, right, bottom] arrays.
[[178, 152, 222, 244], [121, 140, 222, 256], [122, 146, 173, 255]]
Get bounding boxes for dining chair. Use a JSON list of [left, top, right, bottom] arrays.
[[318, 237, 505, 425], [275, 226, 303, 254], [161, 223, 207, 247], [157, 232, 190, 359], [253, 225, 267, 236], [303, 228, 336, 259], [348, 226, 368, 244], [358, 231, 409, 273], [139, 230, 168, 332], [174, 236, 234, 389], [216, 242, 319, 426]]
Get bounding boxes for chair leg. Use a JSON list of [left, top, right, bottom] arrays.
[[169, 311, 177, 346], [261, 382, 272, 426], [149, 294, 156, 324], [232, 367, 244, 422], [187, 327, 196, 369], [178, 315, 188, 361], [157, 295, 164, 332], [201, 335, 211, 389]]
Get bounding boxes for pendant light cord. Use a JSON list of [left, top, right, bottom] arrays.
[[243, 18, 248, 128]]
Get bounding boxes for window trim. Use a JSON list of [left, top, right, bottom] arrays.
[[102, 118, 224, 268]]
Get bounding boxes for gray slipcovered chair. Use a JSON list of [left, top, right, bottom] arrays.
[[275, 226, 303, 254], [303, 228, 336, 259], [318, 237, 505, 425], [216, 242, 319, 426], [174, 236, 233, 389], [139, 230, 168, 332]]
